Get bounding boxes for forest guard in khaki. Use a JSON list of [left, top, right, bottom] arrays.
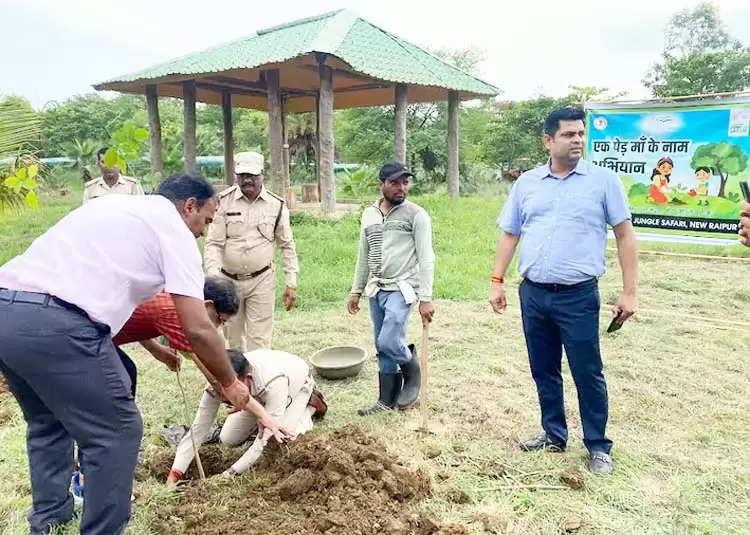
[[205, 151, 299, 351]]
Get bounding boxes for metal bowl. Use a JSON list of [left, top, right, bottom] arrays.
[[309, 346, 367, 379]]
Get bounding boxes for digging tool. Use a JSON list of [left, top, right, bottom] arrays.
[[182, 350, 225, 399], [174, 352, 220, 482], [416, 320, 434, 434], [175, 367, 206, 481]]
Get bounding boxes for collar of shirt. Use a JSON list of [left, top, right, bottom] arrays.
[[371, 198, 408, 217], [234, 185, 271, 204], [539, 159, 591, 181], [100, 175, 127, 188]]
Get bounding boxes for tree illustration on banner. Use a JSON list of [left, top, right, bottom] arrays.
[[691, 142, 748, 198]]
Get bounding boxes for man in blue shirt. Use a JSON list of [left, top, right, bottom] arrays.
[[489, 107, 638, 475]]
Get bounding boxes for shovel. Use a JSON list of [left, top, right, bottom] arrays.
[[416, 320, 434, 434]]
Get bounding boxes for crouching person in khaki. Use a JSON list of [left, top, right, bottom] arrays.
[[167, 349, 326, 483]]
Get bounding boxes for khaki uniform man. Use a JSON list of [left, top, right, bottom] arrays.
[[82, 147, 144, 203], [205, 152, 298, 351], [83, 175, 144, 203]]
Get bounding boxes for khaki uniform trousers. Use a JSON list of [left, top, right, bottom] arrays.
[[221, 267, 275, 351]]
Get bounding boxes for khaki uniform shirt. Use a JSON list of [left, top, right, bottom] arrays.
[[205, 185, 298, 287], [82, 175, 144, 203]]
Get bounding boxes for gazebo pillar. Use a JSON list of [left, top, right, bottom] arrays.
[[317, 55, 336, 216], [315, 94, 321, 201], [183, 80, 197, 173], [446, 90, 460, 198], [221, 90, 234, 185], [145, 85, 164, 179], [266, 69, 285, 195], [394, 84, 408, 164]]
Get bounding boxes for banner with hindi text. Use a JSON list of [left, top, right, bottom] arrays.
[[585, 99, 750, 234]]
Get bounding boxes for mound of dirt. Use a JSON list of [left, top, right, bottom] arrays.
[[152, 425, 467, 535], [136, 442, 238, 482]]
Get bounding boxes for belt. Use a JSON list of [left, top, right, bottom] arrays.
[[0, 289, 84, 313], [221, 265, 271, 281], [524, 278, 597, 292]]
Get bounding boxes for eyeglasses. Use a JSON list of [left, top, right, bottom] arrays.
[[207, 306, 230, 328]]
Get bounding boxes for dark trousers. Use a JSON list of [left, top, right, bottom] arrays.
[[519, 279, 612, 454], [0, 290, 143, 535]]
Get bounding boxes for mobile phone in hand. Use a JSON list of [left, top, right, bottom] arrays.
[[740, 181, 750, 202], [607, 312, 625, 333]]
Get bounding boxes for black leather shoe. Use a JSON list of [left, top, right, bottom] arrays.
[[519, 432, 566, 452]]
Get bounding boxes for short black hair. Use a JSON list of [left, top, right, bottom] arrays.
[[695, 166, 711, 175], [226, 349, 249, 375], [97, 147, 108, 161], [155, 173, 215, 208], [203, 276, 239, 316], [544, 107, 586, 136]]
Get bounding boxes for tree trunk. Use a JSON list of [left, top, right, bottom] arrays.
[[394, 84, 408, 164], [145, 85, 163, 178], [266, 69, 284, 195], [318, 59, 336, 216], [183, 80, 197, 173], [221, 91, 234, 185], [446, 90, 460, 198], [315, 94, 321, 204], [718, 169, 727, 198]]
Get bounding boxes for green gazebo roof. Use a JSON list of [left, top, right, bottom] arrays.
[[95, 9, 499, 112]]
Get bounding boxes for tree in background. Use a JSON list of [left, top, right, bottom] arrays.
[[482, 87, 618, 173], [335, 47, 491, 191], [0, 95, 41, 211], [643, 2, 750, 97], [45, 94, 269, 181], [691, 142, 748, 198]]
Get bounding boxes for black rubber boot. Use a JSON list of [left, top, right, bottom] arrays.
[[357, 372, 403, 416], [396, 344, 421, 410]]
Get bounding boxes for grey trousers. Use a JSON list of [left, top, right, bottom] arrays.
[[0, 290, 143, 535]]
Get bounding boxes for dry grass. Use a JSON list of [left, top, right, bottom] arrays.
[[1, 252, 749, 534]]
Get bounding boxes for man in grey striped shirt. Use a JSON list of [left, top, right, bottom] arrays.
[[347, 161, 435, 415]]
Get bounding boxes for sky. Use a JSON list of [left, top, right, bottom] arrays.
[[2, 0, 750, 110]]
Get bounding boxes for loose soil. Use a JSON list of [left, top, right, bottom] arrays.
[[148, 425, 467, 535]]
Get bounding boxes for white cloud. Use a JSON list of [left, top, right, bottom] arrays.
[[638, 113, 685, 134]]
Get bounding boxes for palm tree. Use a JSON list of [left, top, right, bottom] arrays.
[[0, 97, 42, 211]]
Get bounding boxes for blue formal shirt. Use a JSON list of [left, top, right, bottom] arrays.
[[497, 159, 631, 285]]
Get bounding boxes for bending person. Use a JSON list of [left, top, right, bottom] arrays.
[[167, 349, 326, 483]]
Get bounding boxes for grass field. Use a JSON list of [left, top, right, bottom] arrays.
[[1, 178, 749, 534]]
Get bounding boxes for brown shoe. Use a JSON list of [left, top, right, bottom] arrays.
[[307, 388, 328, 419]]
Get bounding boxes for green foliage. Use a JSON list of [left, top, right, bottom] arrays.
[[663, 2, 742, 57], [37, 167, 72, 193], [691, 142, 749, 197], [726, 191, 740, 203], [2, 163, 39, 210], [459, 162, 507, 196], [0, 96, 42, 212], [0, 95, 41, 157], [61, 138, 98, 169], [102, 120, 149, 174], [644, 3, 750, 97], [41, 94, 144, 156], [645, 50, 750, 97], [340, 165, 379, 199], [629, 182, 649, 197]]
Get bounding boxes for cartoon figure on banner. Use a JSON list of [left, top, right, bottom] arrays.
[[647, 156, 673, 204], [693, 166, 712, 206]]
